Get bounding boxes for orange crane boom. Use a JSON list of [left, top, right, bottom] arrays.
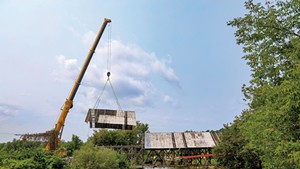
[[45, 18, 111, 151]]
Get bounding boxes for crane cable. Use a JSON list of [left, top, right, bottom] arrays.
[[93, 23, 123, 112], [107, 23, 112, 73], [93, 78, 108, 109], [93, 23, 111, 109]]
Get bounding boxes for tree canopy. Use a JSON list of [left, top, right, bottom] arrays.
[[70, 142, 129, 169], [0, 139, 67, 169], [91, 121, 149, 146], [0, 122, 149, 168], [216, 0, 300, 168], [70, 121, 149, 168], [60, 135, 83, 156]]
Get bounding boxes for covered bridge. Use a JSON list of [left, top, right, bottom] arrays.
[[143, 131, 220, 167]]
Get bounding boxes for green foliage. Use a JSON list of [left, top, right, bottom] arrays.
[[134, 121, 149, 144], [214, 115, 261, 169], [91, 121, 149, 146], [0, 123, 148, 168], [92, 129, 131, 146], [222, 0, 300, 168], [1, 158, 37, 169], [0, 139, 67, 169], [70, 142, 129, 169], [46, 155, 67, 169], [85, 121, 149, 168], [61, 135, 83, 156]]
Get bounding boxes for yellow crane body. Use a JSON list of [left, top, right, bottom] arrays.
[[45, 18, 111, 151]]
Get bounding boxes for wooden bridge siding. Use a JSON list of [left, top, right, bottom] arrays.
[[184, 132, 216, 148], [85, 109, 136, 129], [173, 133, 185, 148], [145, 133, 173, 149], [145, 132, 217, 150]]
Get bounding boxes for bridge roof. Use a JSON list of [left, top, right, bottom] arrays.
[[144, 132, 219, 150]]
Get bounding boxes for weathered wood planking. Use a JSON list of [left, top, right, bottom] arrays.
[[144, 132, 217, 149], [85, 109, 136, 130]]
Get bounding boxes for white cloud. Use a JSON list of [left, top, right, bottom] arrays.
[[68, 26, 81, 39], [53, 55, 79, 82], [163, 95, 171, 102], [82, 31, 96, 46], [152, 57, 181, 88], [0, 103, 19, 122], [52, 37, 180, 112], [163, 95, 178, 107]]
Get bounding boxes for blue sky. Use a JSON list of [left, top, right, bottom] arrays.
[[0, 0, 258, 143]]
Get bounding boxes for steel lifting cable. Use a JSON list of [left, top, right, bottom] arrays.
[[107, 23, 112, 73], [93, 78, 109, 109], [93, 23, 124, 113], [109, 79, 123, 111], [93, 23, 111, 109]]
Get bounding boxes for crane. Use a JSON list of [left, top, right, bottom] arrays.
[[44, 18, 111, 151]]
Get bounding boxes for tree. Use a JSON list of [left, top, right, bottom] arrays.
[[91, 121, 149, 146], [61, 135, 83, 156], [70, 142, 129, 169], [214, 114, 261, 169], [227, 0, 300, 168], [0, 140, 67, 169], [132, 121, 149, 145]]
